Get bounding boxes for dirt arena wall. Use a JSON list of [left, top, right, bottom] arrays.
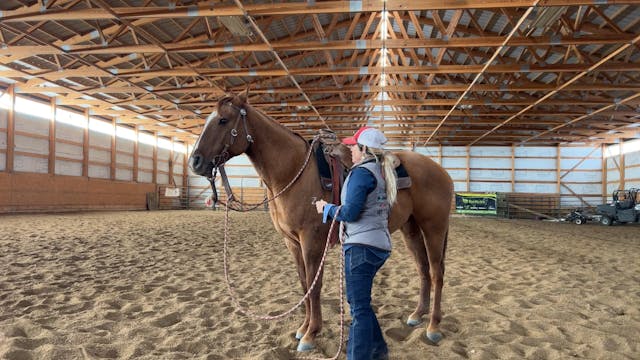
[[0, 172, 155, 213]]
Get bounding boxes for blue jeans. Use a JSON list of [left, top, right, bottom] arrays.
[[345, 245, 391, 360]]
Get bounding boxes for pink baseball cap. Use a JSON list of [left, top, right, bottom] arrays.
[[343, 126, 387, 148], [342, 126, 371, 145]]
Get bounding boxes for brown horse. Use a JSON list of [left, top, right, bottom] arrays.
[[189, 91, 453, 352]]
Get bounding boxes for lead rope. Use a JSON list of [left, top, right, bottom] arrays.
[[223, 205, 345, 360], [214, 137, 320, 212]]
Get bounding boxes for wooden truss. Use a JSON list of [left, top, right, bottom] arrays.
[[0, 0, 639, 146]]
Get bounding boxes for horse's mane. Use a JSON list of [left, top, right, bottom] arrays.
[[216, 95, 235, 109], [219, 93, 309, 148]]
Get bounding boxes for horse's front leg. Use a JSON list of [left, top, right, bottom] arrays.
[[284, 237, 311, 340], [296, 233, 325, 352]]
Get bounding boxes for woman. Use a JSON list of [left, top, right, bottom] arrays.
[[315, 126, 397, 360]]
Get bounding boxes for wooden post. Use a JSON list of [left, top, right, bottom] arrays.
[[6, 85, 15, 173], [49, 98, 56, 175], [619, 140, 625, 190], [466, 145, 470, 191], [601, 144, 607, 203], [82, 109, 89, 177], [152, 131, 158, 184], [183, 146, 189, 208], [182, 146, 188, 188], [168, 138, 174, 185], [111, 118, 116, 180], [133, 125, 138, 182], [511, 144, 515, 192], [556, 145, 561, 194]]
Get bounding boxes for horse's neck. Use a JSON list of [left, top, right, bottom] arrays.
[[244, 107, 309, 192]]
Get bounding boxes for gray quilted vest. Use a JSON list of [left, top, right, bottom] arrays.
[[341, 159, 392, 251]]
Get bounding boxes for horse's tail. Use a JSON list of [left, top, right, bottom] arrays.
[[441, 230, 448, 275]]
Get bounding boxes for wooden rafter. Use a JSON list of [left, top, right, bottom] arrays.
[[0, 1, 637, 145]]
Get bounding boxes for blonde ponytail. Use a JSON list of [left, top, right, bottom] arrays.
[[364, 147, 398, 205], [382, 151, 398, 205]]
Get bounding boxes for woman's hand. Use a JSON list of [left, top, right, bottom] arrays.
[[315, 199, 328, 214]]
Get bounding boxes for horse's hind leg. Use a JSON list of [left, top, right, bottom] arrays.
[[400, 216, 431, 326], [419, 220, 448, 344], [284, 238, 310, 341]]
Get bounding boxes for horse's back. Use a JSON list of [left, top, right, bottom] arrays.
[[395, 151, 453, 224]]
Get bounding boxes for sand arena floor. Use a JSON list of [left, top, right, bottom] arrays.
[[0, 210, 638, 359]]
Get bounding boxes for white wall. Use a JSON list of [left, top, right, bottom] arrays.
[[1, 96, 186, 187], [414, 145, 603, 207], [186, 145, 604, 208], [606, 140, 640, 197]]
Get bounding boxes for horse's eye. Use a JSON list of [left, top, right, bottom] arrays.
[[218, 118, 228, 125]]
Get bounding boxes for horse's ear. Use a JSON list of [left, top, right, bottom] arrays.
[[239, 85, 250, 104]]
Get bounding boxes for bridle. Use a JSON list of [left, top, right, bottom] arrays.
[[205, 100, 319, 211], [210, 100, 254, 169], [205, 100, 255, 207]]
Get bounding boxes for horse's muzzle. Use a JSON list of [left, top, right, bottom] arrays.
[[189, 151, 213, 176]]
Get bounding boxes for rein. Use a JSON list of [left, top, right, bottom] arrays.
[[209, 136, 320, 212]]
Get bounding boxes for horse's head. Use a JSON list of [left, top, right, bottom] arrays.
[[189, 91, 252, 176], [318, 131, 354, 168]]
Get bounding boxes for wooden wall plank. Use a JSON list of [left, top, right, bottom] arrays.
[[0, 172, 155, 213]]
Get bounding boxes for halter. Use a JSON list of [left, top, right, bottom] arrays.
[[211, 101, 254, 168], [207, 101, 255, 204]]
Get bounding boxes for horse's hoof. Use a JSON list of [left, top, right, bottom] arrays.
[[295, 331, 304, 340], [297, 341, 315, 352], [406, 318, 422, 327], [426, 331, 443, 344]]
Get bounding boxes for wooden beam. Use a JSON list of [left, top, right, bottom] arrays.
[[559, 146, 600, 180], [169, 138, 174, 186], [14, 83, 640, 98], [3, 1, 636, 23], [524, 92, 640, 143], [601, 144, 607, 203], [183, 149, 188, 192], [507, 203, 558, 221], [511, 144, 515, 192], [110, 117, 116, 180], [2, 63, 639, 80], [83, 109, 89, 177], [152, 132, 158, 184], [620, 139, 626, 190], [556, 145, 562, 194], [6, 85, 15, 173], [4, 33, 633, 57], [133, 125, 139, 182], [466, 145, 471, 191], [560, 183, 591, 208], [478, 32, 640, 145], [426, 3, 538, 144], [49, 98, 56, 175]]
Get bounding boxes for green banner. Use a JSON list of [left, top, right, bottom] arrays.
[[455, 193, 497, 215]]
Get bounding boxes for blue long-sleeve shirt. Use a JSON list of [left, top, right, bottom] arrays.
[[322, 166, 376, 223]]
